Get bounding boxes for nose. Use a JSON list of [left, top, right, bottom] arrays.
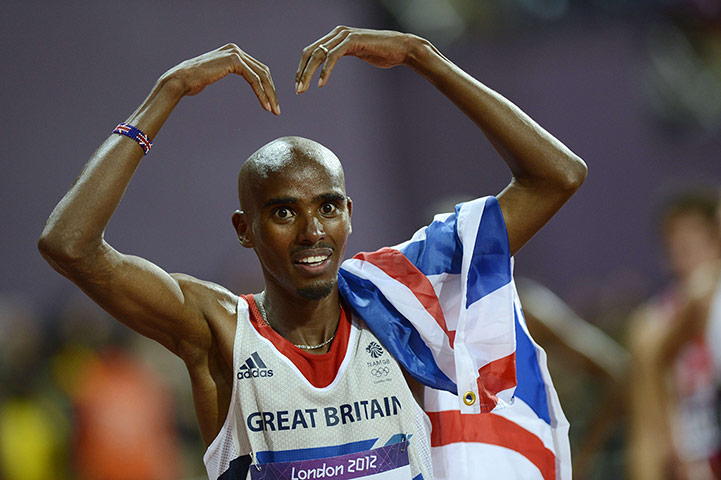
[[298, 213, 325, 244]]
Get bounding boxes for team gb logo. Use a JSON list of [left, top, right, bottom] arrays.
[[365, 342, 384, 358]]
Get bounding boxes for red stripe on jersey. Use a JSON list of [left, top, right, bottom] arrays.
[[243, 294, 351, 389], [354, 247, 455, 348], [428, 410, 555, 480]]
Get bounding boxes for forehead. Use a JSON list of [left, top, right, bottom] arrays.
[[244, 161, 346, 214], [239, 137, 347, 211], [664, 210, 714, 232], [257, 160, 345, 201], [663, 211, 718, 246]]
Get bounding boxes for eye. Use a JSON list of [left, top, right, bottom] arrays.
[[273, 207, 294, 220], [320, 203, 338, 216]]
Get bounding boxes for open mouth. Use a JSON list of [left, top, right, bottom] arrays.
[[292, 248, 333, 274], [295, 254, 330, 267]]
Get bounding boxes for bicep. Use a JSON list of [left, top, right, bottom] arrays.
[[71, 242, 211, 356]]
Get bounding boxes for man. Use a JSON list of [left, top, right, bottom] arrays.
[[39, 26, 586, 479], [628, 192, 721, 480]]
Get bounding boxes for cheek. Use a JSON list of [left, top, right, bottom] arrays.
[[331, 222, 352, 251], [328, 216, 351, 235], [255, 227, 295, 256]]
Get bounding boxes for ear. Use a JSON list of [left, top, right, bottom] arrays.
[[231, 210, 254, 248], [346, 197, 353, 235]]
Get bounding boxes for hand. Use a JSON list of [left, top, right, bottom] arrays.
[[295, 26, 415, 93], [160, 43, 280, 115]]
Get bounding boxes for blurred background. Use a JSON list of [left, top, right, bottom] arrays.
[[2, 0, 721, 478]]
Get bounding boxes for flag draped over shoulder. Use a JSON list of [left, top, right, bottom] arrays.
[[338, 196, 571, 480]]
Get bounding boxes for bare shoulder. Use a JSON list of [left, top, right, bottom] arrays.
[[172, 273, 238, 314], [170, 273, 239, 364]]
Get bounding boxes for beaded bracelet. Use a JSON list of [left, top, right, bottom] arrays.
[[113, 123, 153, 155]]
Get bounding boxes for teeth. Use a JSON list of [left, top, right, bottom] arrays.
[[298, 255, 329, 264]]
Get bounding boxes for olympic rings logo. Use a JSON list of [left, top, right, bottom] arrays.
[[371, 367, 389, 377]]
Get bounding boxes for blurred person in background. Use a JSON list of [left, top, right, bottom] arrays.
[[0, 297, 69, 480], [627, 190, 721, 480], [0, 290, 189, 479], [48, 296, 184, 480], [71, 348, 181, 480]]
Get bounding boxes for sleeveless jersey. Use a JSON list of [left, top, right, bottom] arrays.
[[203, 295, 433, 480]]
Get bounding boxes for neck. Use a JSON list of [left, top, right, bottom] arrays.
[[259, 287, 341, 354]]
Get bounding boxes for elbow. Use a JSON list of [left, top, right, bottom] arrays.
[[571, 155, 588, 189], [38, 233, 61, 264], [555, 154, 588, 195], [37, 227, 95, 273], [37, 231, 74, 271]]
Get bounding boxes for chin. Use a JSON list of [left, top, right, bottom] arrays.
[[296, 279, 336, 301]]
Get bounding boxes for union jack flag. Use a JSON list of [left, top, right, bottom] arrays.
[[113, 123, 152, 155], [115, 124, 132, 135], [338, 196, 570, 480]]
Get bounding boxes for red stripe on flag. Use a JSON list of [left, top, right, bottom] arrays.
[[355, 247, 455, 348], [476, 352, 517, 412], [428, 410, 555, 480]]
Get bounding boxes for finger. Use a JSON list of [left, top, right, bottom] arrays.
[[223, 47, 272, 112], [246, 55, 280, 115], [317, 36, 352, 88], [296, 47, 328, 94], [296, 33, 350, 93], [231, 53, 272, 112], [295, 44, 328, 92], [295, 45, 312, 86], [295, 28, 345, 91]]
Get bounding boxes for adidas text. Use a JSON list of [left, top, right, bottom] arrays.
[[237, 368, 274, 379]]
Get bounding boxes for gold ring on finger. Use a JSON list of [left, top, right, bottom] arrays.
[[315, 44, 329, 57]]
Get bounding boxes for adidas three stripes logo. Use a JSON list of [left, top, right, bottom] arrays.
[[237, 352, 274, 379]]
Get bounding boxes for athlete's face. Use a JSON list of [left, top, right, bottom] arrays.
[[664, 211, 720, 281], [235, 157, 352, 301]]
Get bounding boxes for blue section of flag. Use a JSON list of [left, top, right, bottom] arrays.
[[466, 196, 511, 307], [399, 212, 463, 276], [256, 439, 378, 464], [337, 272, 457, 394], [513, 310, 551, 424]]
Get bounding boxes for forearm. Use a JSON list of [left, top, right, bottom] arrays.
[[405, 36, 586, 189], [40, 43, 278, 272], [39, 77, 184, 265]]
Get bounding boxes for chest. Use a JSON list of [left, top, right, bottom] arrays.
[[233, 320, 416, 442], [203, 303, 434, 480]]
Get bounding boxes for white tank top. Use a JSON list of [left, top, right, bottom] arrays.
[[203, 295, 433, 480]]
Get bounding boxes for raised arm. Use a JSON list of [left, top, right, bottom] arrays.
[[295, 27, 587, 254], [38, 44, 279, 359]]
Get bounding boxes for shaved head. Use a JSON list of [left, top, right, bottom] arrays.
[[238, 136, 346, 212], [232, 136, 353, 302]]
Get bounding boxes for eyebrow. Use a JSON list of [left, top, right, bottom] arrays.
[[261, 192, 347, 210], [262, 197, 298, 209], [318, 193, 347, 203]]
